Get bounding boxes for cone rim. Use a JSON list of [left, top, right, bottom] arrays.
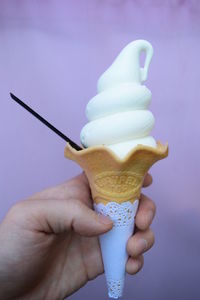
[[65, 141, 168, 163]]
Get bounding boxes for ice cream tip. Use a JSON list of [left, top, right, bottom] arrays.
[[80, 39, 157, 159]]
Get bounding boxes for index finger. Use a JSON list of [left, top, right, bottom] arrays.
[[135, 194, 156, 230], [142, 173, 153, 187]]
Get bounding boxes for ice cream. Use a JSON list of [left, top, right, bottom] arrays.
[[80, 39, 157, 159], [65, 39, 168, 299]]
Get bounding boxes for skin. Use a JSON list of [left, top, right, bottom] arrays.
[[0, 173, 155, 300]]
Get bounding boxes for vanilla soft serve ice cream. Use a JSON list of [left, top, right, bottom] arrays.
[[80, 40, 157, 159]]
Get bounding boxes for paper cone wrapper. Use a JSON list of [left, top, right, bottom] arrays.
[[64, 142, 168, 298], [94, 199, 139, 298]]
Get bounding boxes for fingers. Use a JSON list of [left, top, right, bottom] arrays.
[[126, 228, 155, 258], [126, 193, 156, 275], [126, 188, 155, 276], [126, 227, 155, 275], [126, 255, 144, 275], [142, 173, 153, 187], [8, 198, 113, 237], [135, 194, 156, 231], [43, 199, 113, 236]]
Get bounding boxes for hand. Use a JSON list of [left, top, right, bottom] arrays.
[[0, 173, 155, 300]]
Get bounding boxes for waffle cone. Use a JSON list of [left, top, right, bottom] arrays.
[[64, 141, 168, 205]]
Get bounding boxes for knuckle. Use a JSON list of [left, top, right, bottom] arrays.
[[7, 201, 25, 216], [139, 255, 144, 269], [144, 173, 152, 185], [147, 228, 155, 247], [140, 194, 156, 214], [6, 200, 28, 223], [126, 241, 145, 273], [126, 239, 135, 256], [147, 199, 156, 213], [135, 256, 144, 274]]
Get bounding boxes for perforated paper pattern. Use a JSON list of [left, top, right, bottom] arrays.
[[107, 278, 124, 299], [94, 199, 139, 227]]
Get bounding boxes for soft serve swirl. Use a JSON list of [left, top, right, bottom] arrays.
[[80, 40, 157, 159]]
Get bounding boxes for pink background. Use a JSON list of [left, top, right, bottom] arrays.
[[0, 1, 200, 299]]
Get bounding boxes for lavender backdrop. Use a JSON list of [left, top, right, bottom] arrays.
[[0, 1, 200, 300]]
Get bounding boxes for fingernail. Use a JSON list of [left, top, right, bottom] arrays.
[[98, 214, 113, 225], [137, 239, 148, 253], [147, 210, 154, 223]]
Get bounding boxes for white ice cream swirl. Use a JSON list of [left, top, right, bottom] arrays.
[[80, 40, 157, 159]]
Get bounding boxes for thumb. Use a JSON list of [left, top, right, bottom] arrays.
[[26, 199, 113, 237]]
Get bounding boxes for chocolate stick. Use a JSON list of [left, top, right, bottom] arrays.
[[10, 93, 82, 151]]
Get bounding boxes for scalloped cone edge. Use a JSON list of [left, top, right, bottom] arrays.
[[64, 141, 168, 205]]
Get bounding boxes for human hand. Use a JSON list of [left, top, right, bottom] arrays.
[[0, 173, 155, 300]]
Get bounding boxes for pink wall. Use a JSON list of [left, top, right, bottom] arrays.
[[1, 1, 200, 299]]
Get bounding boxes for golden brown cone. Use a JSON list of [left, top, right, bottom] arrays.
[[64, 142, 168, 205]]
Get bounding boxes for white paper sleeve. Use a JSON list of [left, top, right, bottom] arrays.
[[94, 200, 139, 299]]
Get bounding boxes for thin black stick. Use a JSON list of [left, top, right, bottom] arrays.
[[10, 93, 82, 151]]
